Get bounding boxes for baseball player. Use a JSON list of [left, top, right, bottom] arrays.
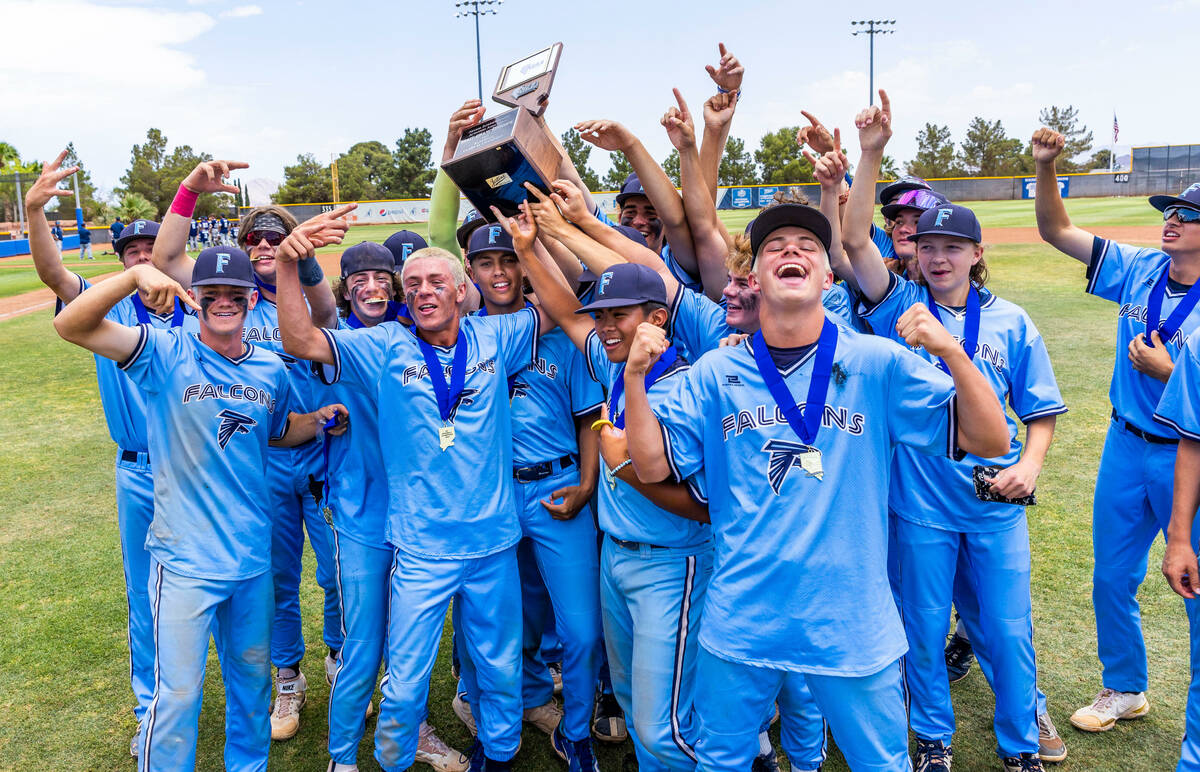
[[451, 222, 606, 770], [620, 202, 1011, 771], [52, 244, 347, 772], [845, 102, 1067, 770], [275, 226, 558, 771], [1033, 128, 1200, 733], [499, 201, 712, 771], [52, 219, 64, 254], [153, 162, 344, 741], [24, 151, 199, 759], [315, 240, 467, 772], [1156, 332, 1200, 772], [187, 219, 199, 251], [383, 228, 429, 268], [109, 217, 125, 254]]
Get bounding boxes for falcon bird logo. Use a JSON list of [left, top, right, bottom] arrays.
[[762, 438, 821, 494], [216, 409, 257, 449], [447, 388, 479, 422]]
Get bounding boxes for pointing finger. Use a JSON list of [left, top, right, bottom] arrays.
[[879, 89, 891, 118]]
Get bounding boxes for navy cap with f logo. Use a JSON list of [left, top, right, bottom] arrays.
[[382, 229, 428, 267], [575, 262, 667, 314], [465, 222, 516, 261], [114, 219, 161, 257], [1150, 182, 1200, 213], [908, 203, 982, 243], [192, 246, 256, 288]]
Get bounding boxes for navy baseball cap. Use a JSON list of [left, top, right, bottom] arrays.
[[192, 247, 256, 288], [615, 173, 648, 208], [878, 175, 932, 205], [1150, 182, 1200, 213], [382, 230, 428, 266], [748, 204, 832, 259], [456, 208, 487, 250], [880, 189, 951, 221], [576, 263, 667, 314], [466, 223, 516, 261], [340, 242, 395, 278], [909, 204, 982, 243], [114, 219, 159, 256]]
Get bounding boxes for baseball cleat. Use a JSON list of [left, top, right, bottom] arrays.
[[523, 699, 564, 735], [1037, 711, 1067, 762], [270, 670, 307, 741], [591, 692, 628, 743], [914, 737, 952, 771], [552, 725, 601, 772], [417, 721, 469, 772], [325, 653, 338, 686], [453, 691, 478, 736], [1068, 688, 1149, 732], [944, 632, 974, 683], [1002, 752, 1045, 771], [326, 760, 359, 772], [130, 732, 139, 758], [751, 747, 781, 772]]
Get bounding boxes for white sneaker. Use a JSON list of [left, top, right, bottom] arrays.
[[130, 732, 138, 758], [326, 761, 359, 772], [1069, 688, 1149, 732], [416, 721, 469, 772], [325, 654, 338, 686], [452, 691, 477, 736], [270, 671, 307, 740], [523, 699, 564, 735]]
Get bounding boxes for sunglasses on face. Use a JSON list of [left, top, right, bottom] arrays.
[[245, 230, 284, 247], [890, 189, 943, 210], [1163, 206, 1200, 224]]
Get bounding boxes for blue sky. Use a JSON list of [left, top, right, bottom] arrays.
[[1, 0, 1189, 196]]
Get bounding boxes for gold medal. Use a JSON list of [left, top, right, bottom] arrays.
[[322, 506, 333, 524], [800, 449, 824, 481], [438, 424, 456, 451]]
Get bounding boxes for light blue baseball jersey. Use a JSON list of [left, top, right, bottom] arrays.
[[509, 327, 603, 466], [313, 317, 397, 547], [870, 222, 897, 259], [243, 296, 322, 413], [1088, 238, 1200, 437], [861, 273, 1067, 532], [119, 328, 297, 579], [653, 329, 958, 675], [1155, 332, 1200, 440], [667, 283, 857, 360], [584, 330, 709, 549], [321, 309, 539, 558], [57, 274, 200, 452]]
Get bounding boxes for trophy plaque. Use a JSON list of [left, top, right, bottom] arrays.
[[442, 43, 566, 221]]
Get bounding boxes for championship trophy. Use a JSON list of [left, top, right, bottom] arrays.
[[442, 43, 565, 221]]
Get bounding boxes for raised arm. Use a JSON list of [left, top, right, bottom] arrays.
[[26, 150, 84, 302], [544, 179, 685, 299], [896, 305, 1009, 458], [273, 207, 356, 365], [53, 265, 199, 361], [699, 42, 743, 200], [841, 91, 895, 303], [622, 321, 674, 484], [808, 145, 858, 291], [668, 88, 732, 301], [574, 119, 698, 275], [154, 160, 247, 288], [431, 100, 486, 256], [494, 203, 592, 352], [1032, 128, 1095, 264]]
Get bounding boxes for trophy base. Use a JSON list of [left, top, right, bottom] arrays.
[[442, 108, 562, 221]]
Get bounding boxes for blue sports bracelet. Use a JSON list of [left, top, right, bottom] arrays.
[[717, 86, 741, 98]]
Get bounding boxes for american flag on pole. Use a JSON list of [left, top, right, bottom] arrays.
[[1113, 112, 1119, 143]]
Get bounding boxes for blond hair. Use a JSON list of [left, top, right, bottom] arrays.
[[401, 247, 467, 287]]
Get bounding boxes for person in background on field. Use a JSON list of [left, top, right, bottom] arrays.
[[78, 220, 94, 260], [52, 219, 64, 255], [108, 217, 125, 255]]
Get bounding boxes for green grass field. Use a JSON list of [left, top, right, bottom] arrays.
[[0, 198, 1191, 770]]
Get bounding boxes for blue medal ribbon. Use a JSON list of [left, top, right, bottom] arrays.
[[608, 346, 679, 430], [131, 293, 184, 328], [926, 285, 980, 374], [254, 275, 276, 296], [751, 319, 838, 445], [1145, 267, 1200, 347], [417, 331, 469, 423], [319, 414, 340, 522]]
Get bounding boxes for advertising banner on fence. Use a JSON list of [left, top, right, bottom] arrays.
[[1021, 176, 1070, 199]]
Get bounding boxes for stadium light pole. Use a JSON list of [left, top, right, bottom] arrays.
[[455, 0, 503, 102], [851, 20, 895, 106]]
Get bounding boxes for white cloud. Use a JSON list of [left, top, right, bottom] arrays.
[[220, 4, 262, 18]]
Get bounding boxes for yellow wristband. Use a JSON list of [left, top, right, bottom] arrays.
[[591, 418, 614, 432]]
